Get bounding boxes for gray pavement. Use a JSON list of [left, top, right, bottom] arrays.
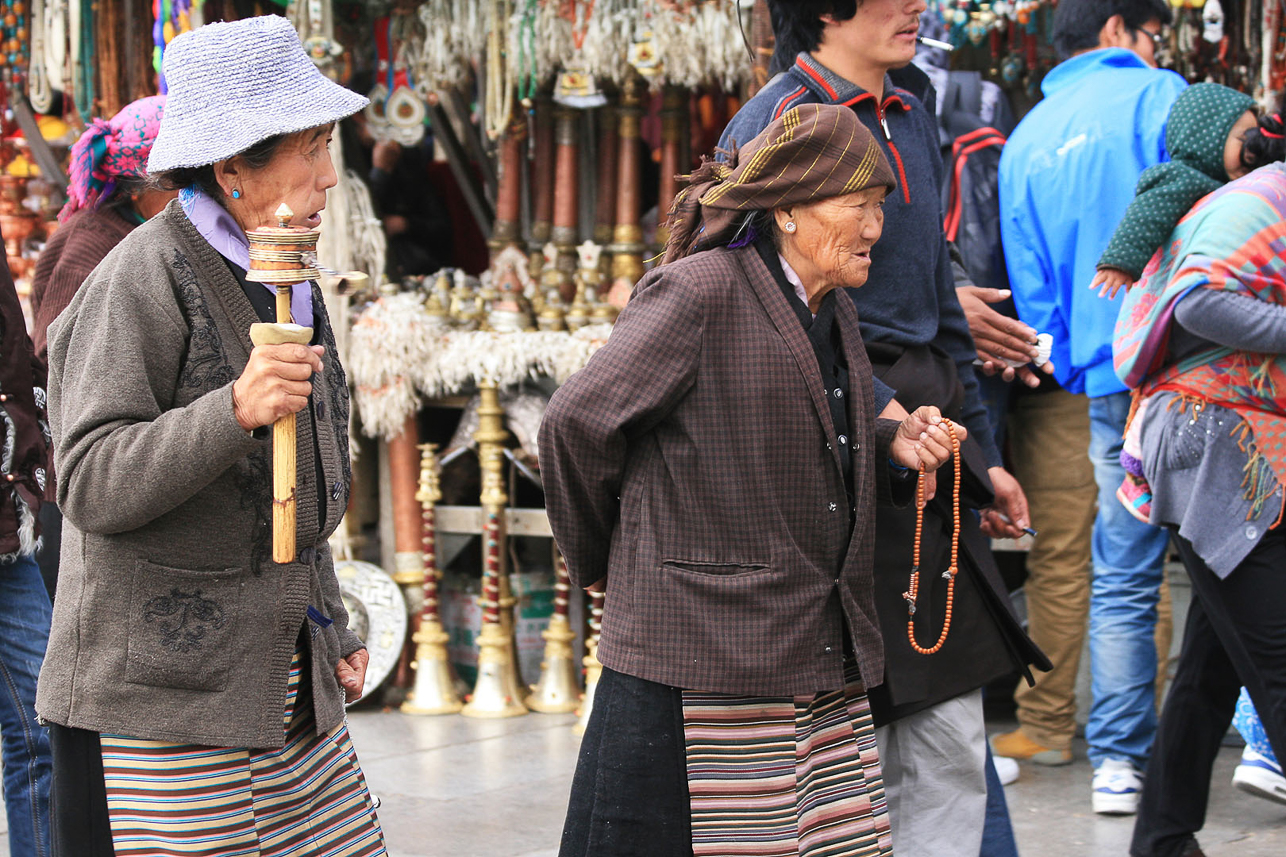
[[345, 708, 1286, 857]]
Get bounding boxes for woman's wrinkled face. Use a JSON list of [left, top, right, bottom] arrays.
[[777, 188, 887, 294], [226, 125, 337, 231]]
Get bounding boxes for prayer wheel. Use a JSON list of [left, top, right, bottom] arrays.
[[593, 103, 619, 249], [490, 109, 527, 255], [245, 204, 320, 565]]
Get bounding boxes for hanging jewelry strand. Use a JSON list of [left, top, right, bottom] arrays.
[[904, 418, 962, 656]]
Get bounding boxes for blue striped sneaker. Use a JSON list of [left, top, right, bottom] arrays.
[[1232, 747, 1286, 806], [1092, 758, 1142, 815]]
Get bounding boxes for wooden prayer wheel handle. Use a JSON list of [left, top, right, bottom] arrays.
[[249, 322, 315, 564]]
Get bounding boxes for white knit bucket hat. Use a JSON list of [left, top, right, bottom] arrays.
[[147, 15, 369, 173]]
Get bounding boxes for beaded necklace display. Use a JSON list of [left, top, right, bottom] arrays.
[[904, 419, 962, 656], [0, 0, 30, 92], [484, 0, 513, 141]]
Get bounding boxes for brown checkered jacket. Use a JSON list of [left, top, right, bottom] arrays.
[[539, 244, 902, 696]]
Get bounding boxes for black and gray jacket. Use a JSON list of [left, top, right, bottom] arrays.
[[0, 242, 49, 561], [38, 199, 359, 748]]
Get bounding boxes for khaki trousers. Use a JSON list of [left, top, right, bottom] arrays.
[[1006, 389, 1096, 751], [1006, 389, 1172, 751]]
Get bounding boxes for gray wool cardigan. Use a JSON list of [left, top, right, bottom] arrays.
[[36, 199, 361, 749]]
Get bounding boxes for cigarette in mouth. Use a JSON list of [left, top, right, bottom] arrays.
[[917, 35, 955, 51]]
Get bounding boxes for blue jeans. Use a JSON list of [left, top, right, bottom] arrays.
[[980, 743, 1019, 857], [1086, 392, 1171, 769], [0, 553, 52, 857]]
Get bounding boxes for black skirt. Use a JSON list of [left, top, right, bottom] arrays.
[[560, 668, 694, 857]]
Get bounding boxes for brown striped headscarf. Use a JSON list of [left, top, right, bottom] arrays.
[[661, 103, 897, 265]]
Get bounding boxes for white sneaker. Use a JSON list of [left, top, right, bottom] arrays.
[[1232, 747, 1286, 806], [1092, 758, 1142, 815], [992, 754, 1020, 786]]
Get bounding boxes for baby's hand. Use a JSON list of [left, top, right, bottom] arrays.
[[1091, 268, 1135, 299]]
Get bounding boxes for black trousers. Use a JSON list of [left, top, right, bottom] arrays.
[[559, 668, 694, 857], [48, 722, 114, 856], [35, 502, 60, 602], [1130, 527, 1286, 857]]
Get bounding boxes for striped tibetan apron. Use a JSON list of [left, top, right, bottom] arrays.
[[98, 650, 386, 857], [681, 663, 892, 857]]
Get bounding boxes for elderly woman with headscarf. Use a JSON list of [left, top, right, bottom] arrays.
[[28, 94, 173, 597], [540, 103, 964, 857], [35, 17, 386, 856]]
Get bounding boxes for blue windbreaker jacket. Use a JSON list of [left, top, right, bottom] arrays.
[[999, 49, 1186, 396]]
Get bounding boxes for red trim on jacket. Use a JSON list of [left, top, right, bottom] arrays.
[[840, 92, 914, 204], [790, 60, 915, 204], [795, 56, 839, 99], [773, 85, 810, 120], [886, 139, 911, 205]]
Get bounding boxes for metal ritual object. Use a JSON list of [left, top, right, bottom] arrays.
[[527, 548, 581, 713], [461, 380, 529, 718], [336, 560, 409, 702], [402, 443, 465, 715]]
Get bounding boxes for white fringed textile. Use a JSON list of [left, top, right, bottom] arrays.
[[501, 0, 751, 91], [416, 0, 488, 91], [349, 292, 611, 440]]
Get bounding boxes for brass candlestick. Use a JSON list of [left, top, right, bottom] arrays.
[[462, 380, 529, 718], [572, 590, 606, 735], [608, 75, 645, 289], [527, 92, 555, 278], [550, 105, 580, 299], [402, 443, 464, 715], [389, 414, 427, 588], [527, 548, 581, 713], [655, 85, 686, 249]]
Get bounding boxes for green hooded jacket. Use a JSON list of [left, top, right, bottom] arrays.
[[1098, 83, 1256, 279]]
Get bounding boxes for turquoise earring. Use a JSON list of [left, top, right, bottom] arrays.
[[231, 189, 241, 199]]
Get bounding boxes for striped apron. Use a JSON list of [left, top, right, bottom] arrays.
[[682, 663, 892, 857], [99, 650, 386, 857]]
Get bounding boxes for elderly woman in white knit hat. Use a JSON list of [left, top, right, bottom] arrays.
[[35, 16, 387, 857]]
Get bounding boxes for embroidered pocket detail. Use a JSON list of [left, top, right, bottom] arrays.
[[126, 561, 243, 692], [144, 589, 227, 653]]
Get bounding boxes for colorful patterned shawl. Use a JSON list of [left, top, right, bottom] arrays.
[[1114, 163, 1286, 508]]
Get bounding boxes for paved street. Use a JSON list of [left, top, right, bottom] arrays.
[[345, 707, 1286, 857]]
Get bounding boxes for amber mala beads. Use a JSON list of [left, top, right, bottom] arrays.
[[904, 418, 962, 656]]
